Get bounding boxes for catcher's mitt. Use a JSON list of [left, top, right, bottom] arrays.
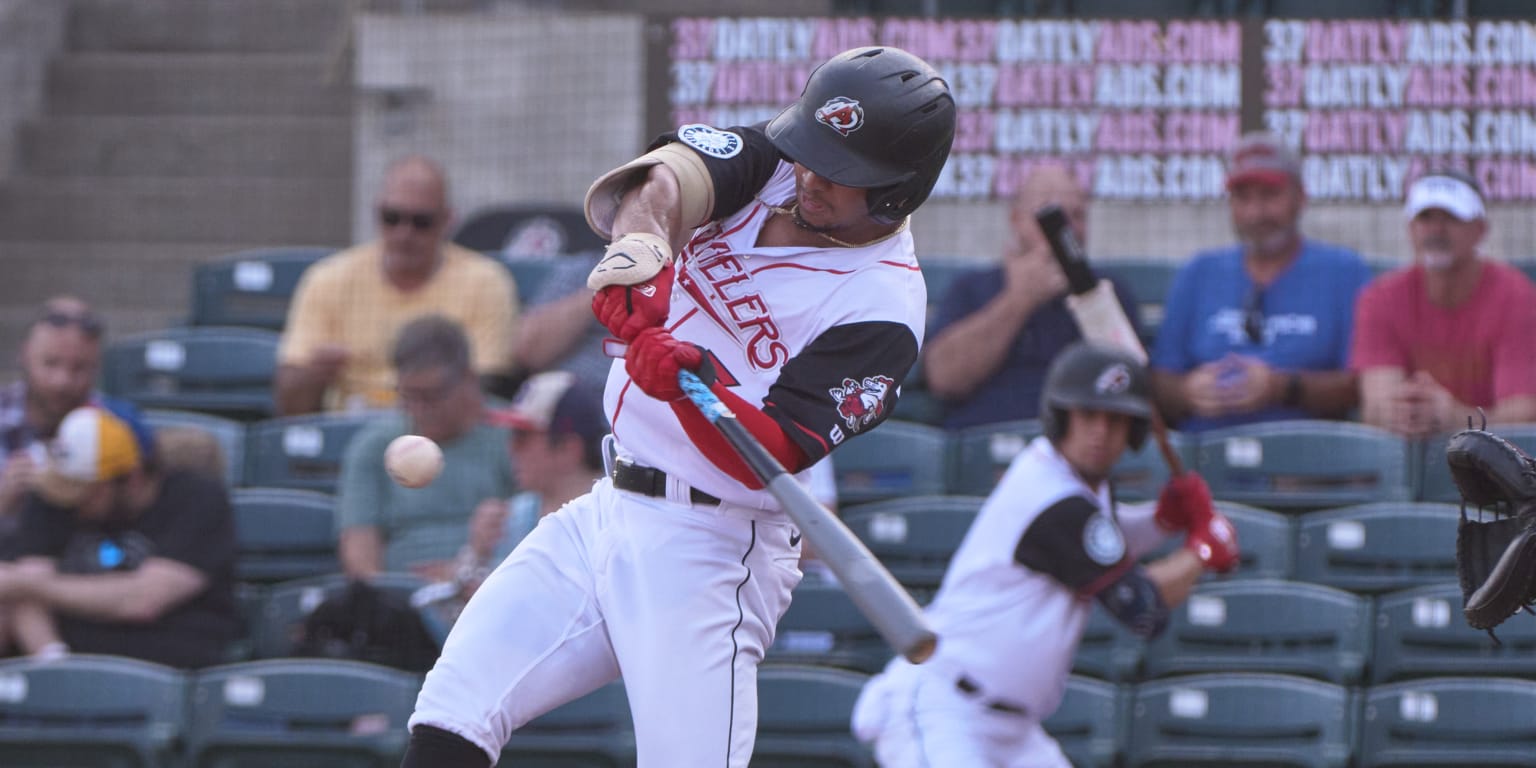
[[1446, 427, 1536, 633]]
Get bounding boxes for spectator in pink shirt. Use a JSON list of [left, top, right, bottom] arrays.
[[1352, 170, 1536, 437]]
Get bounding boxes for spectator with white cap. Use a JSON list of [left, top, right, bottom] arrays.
[[1353, 169, 1536, 436]]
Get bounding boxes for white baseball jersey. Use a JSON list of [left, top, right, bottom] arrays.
[[412, 123, 928, 767]]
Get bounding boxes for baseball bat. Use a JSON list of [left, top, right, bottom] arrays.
[[677, 370, 938, 664], [1035, 205, 1186, 476]]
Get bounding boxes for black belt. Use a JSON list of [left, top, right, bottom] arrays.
[[611, 460, 720, 506], [956, 675, 1029, 717]]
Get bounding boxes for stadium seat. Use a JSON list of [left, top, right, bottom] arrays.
[[891, 385, 946, 427], [1219, 501, 1294, 579], [840, 495, 982, 600], [1359, 676, 1536, 766], [243, 411, 378, 494], [832, 421, 950, 504], [1417, 425, 1536, 503], [1110, 431, 1197, 503], [1042, 675, 1124, 768], [189, 246, 330, 330], [499, 682, 636, 767], [252, 573, 429, 660], [767, 579, 893, 674], [1195, 420, 1411, 511], [1142, 579, 1371, 684], [948, 419, 1043, 496], [451, 203, 604, 256], [0, 654, 187, 767], [1371, 582, 1536, 684], [142, 408, 247, 488], [102, 326, 280, 420], [500, 256, 560, 305], [753, 665, 875, 767], [1097, 258, 1178, 349], [231, 487, 339, 584], [1074, 603, 1146, 682], [918, 257, 988, 314], [187, 658, 419, 768], [1293, 502, 1460, 594], [1127, 673, 1353, 767]]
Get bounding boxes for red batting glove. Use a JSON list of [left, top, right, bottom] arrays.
[[1185, 511, 1240, 574], [592, 263, 674, 343], [1155, 472, 1214, 533], [625, 326, 704, 402]]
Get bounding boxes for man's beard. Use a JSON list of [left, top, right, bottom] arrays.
[[21, 373, 83, 435], [792, 205, 837, 235], [1239, 225, 1294, 257]]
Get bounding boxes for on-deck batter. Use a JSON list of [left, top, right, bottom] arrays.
[[852, 342, 1241, 767], [400, 46, 956, 768]]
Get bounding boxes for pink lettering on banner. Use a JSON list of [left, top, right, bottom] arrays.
[[671, 18, 714, 60], [711, 62, 813, 105], [1304, 110, 1405, 152], [881, 19, 996, 61], [1096, 21, 1161, 63], [1404, 66, 1473, 107], [1266, 64, 1305, 107], [993, 156, 1095, 198], [994, 65, 1094, 107], [953, 110, 996, 153], [812, 18, 878, 59], [1304, 20, 1405, 63], [1164, 22, 1241, 63], [1164, 112, 1240, 152], [1475, 158, 1536, 201], [1475, 67, 1536, 108], [1095, 111, 1160, 152]]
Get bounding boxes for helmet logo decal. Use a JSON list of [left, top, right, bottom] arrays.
[[1094, 363, 1132, 395], [830, 374, 893, 433], [678, 124, 743, 159], [814, 97, 865, 137]]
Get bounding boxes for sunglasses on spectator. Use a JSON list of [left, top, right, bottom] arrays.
[[379, 208, 440, 231], [1242, 286, 1265, 345], [37, 310, 104, 339]]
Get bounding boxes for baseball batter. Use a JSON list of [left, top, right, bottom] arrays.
[[852, 342, 1241, 767], [401, 46, 956, 767]]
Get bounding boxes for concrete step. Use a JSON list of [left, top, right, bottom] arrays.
[[46, 53, 350, 117], [0, 178, 352, 243], [67, 0, 349, 54], [18, 116, 352, 178]]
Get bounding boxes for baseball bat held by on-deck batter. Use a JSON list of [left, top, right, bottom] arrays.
[[677, 370, 938, 664], [1035, 204, 1186, 476]]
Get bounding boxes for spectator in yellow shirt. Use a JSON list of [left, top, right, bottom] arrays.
[[275, 156, 519, 414]]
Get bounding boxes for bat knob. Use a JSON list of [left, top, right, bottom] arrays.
[[905, 633, 939, 664]]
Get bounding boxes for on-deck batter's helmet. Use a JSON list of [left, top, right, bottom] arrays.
[[1040, 342, 1152, 451], [765, 46, 956, 222]]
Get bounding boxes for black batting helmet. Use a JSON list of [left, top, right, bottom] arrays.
[[1040, 342, 1153, 451], [765, 46, 955, 222]]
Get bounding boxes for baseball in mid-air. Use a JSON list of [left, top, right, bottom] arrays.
[[384, 434, 443, 488]]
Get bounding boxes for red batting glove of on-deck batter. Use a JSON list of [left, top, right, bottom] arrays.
[[1186, 511, 1240, 574], [1154, 472, 1215, 532], [625, 326, 712, 402], [592, 263, 674, 343]]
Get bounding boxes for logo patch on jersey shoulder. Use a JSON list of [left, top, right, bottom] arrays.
[[1094, 363, 1133, 396], [814, 97, 864, 137], [1082, 513, 1127, 567], [830, 375, 893, 433], [678, 124, 742, 159]]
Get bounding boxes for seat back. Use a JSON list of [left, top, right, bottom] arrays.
[[188, 658, 419, 768], [1143, 579, 1370, 684], [1293, 503, 1460, 594], [1371, 582, 1536, 684], [1218, 501, 1295, 579], [252, 573, 428, 660], [1360, 677, 1536, 767], [499, 681, 636, 767], [143, 409, 247, 488], [1097, 258, 1178, 348], [231, 488, 338, 584], [1196, 420, 1411, 511], [190, 247, 330, 330], [1127, 673, 1353, 767], [102, 327, 280, 420], [1042, 675, 1124, 768], [948, 419, 1043, 497], [841, 495, 982, 600], [1073, 603, 1145, 682], [451, 203, 603, 256], [753, 665, 874, 767], [832, 421, 950, 504], [1111, 431, 1196, 502], [0, 655, 187, 768], [767, 579, 892, 673], [244, 411, 379, 493]]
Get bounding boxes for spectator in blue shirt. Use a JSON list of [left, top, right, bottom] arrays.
[[1150, 132, 1373, 432]]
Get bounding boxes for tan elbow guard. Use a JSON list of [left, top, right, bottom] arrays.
[[583, 143, 716, 241], [588, 232, 673, 290]]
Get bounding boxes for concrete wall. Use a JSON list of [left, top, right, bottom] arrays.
[[0, 0, 64, 179]]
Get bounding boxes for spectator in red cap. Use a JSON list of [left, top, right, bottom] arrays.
[[1150, 132, 1374, 431], [1353, 169, 1536, 436]]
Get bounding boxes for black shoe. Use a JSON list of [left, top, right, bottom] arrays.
[[1446, 429, 1536, 509]]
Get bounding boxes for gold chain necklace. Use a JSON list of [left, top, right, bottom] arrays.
[[764, 201, 907, 249]]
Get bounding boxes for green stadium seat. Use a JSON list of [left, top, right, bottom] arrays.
[[918, 258, 988, 314], [102, 326, 280, 420], [1217, 501, 1294, 579], [1142, 579, 1371, 684], [752, 665, 875, 767], [833, 421, 951, 504], [840, 495, 982, 600], [948, 419, 1043, 497], [498, 682, 636, 767], [1294, 502, 1460, 594], [1195, 420, 1411, 511], [1098, 258, 1178, 349], [891, 386, 946, 427], [187, 658, 419, 768], [1110, 431, 1197, 503], [499, 256, 560, 305], [1360, 677, 1536, 766], [230, 487, 338, 584], [142, 408, 247, 488], [451, 203, 604, 256], [1074, 603, 1146, 682], [767, 579, 893, 674], [190, 247, 330, 330], [1371, 582, 1536, 684], [0, 654, 187, 768], [243, 411, 379, 494], [1127, 673, 1353, 767], [1417, 424, 1536, 503], [252, 573, 429, 660], [1043, 675, 1124, 768]]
